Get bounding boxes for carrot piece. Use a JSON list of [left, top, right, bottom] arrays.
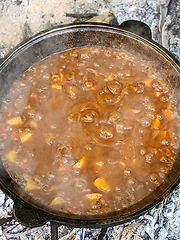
[[158, 131, 166, 139], [164, 148, 172, 157], [167, 128, 173, 139], [90, 86, 96, 90], [30, 93, 38, 99], [129, 109, 140, 114], [83, 76, 88, 82], [11, 129, 19, 139]]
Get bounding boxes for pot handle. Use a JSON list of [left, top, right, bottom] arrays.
[[119, 20, 152, 41], [13, 200, 50, 227]]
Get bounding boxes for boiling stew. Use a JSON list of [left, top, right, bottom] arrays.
[[0, 47, 180, 215]]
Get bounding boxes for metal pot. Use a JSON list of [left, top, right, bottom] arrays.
[[0, 21, 180, 229]]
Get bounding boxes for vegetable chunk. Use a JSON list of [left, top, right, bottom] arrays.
[[73, 157, 85, 169], [25, 181, 41, 191], [152, 118, 160, 129], [142, 78, 152, 86], [94, 177, 110, 192], [50, 197, 65, 206], [6, 116, 23, 126], [85, 193, 103, 200], [19, 131, 32, 143], [5, 150, 16, 163], [51, 84, 62, 90]]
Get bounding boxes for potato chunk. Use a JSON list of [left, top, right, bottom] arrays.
[[51, 73, 63, 90], [25, 181, 41, 191], [156, 91, 161, 97], [73, 157, 85, 169], [94, 177, 110, 192], [5, 150, 16, 163], [51, 84, 62, 90], [19, 131, 32, 143], [50, 197, 65, 206], [6, 116, 23, 126], [85, 193, 103, 200]]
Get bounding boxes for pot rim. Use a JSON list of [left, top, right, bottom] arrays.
[[1, 23, 179, 70]]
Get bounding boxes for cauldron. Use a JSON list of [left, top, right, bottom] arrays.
[[0, 21, 180, 233]]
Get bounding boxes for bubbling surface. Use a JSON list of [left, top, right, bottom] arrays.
[[1, 47, 180, 215]]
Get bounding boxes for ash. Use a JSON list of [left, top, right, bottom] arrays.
[[0, 185, 180, 239], [0, 0, 180, 239]]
